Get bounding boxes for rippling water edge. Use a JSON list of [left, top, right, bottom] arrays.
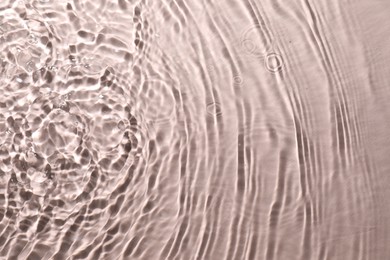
[[1, 0, 390, 259]]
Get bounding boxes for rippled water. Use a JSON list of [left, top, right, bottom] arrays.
[[1, 0, 390, 259]]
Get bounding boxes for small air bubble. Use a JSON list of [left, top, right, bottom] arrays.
[[26, 60, 36, 72], [48, 65, 58, 72], [99, 95, 104, 99], [242, 39, 256, 54], [31, 171, 46, 183], [206, 102, 222, 117], [27, 34, 38, 45], [117, 120, 126, 131], [241, 25, 272, 57], [265, 53, 284, 73], [233, 75, 243, 84], [63, 94, 70, 100], [11, 47, 21, 54]]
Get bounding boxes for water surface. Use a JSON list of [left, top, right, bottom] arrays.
[[1, 0, 390, 259]]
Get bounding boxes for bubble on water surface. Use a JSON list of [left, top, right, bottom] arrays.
[[265, 53, 284, 73], [206, 102, 222, 117], [27, 33, 38, 45], [48, 65, 58, 72], [117, 120, 127, 131], [233, 75, 243, 85], [25, 60, 37, 72], [241, 24, 273, 57]]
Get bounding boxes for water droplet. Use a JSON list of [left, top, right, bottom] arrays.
[[265, 53, 284, 73]]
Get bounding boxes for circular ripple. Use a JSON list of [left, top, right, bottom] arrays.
[[241, 24, 272, 57], [265, 53, 284, 73], [0, 66, 145, 207], [0, 4, 152, 255]]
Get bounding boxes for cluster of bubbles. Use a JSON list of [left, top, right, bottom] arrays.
[[241, 24, 284, 73]]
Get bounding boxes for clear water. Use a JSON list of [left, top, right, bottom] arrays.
[[1, 0, 390, 259]]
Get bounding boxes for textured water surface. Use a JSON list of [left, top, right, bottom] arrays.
[[1, 0, 390, 259]]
